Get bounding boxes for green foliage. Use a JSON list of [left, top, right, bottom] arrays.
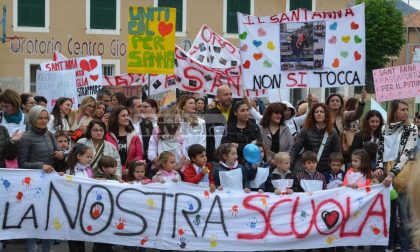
[[356, 0, 405, 91]]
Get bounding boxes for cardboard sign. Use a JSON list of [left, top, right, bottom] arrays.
[[128, 7, 176, 74], [40, 56, 103, 102], [373, 63, 420, 102], [238, 4, 366, 90], [0, 169, 390, 250], [35, 70, 78, 112]]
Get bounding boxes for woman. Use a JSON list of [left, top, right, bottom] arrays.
[[221, 101, 262, 163], [195, 96, 206, 117], [105, 106, 143, 173], [20, 93, 36, 114], [176, 95, 206, 154], [68, 96, 96, 133], [47, 97, 73, 133], [289, 103, 340, 173], [17, 105, 64, 252], [78, 120, 122, 177], [350, 110, 384, 167], [139, 99, 159, 160], [375, 100, 417, 252], [0, 89, 27, 135], [259, 103, 294, 163], [111, 92, 127, 109], [93, 102, 107, 121]]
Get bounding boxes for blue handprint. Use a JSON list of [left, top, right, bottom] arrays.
[[95, 191, 103, 201], [355, 196, 364, 206], [185, 201, 194, 211], [193, 215, 201, 226], [247, 216, 257, 229], [1, 178, 12, 192], [177, 237, 188, 249]]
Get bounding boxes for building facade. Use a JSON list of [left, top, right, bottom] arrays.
[[0, 0, 352, 103]]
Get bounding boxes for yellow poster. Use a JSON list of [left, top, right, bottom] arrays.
[[127, 7, 176, 74]]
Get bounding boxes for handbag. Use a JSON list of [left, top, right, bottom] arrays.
[[385, 160, 415, 193], [341, 128, 356, 152]]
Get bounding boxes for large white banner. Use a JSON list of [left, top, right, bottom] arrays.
[[40, 56, 103, 102], [35, 70, 78, 112], [238, 4, 366, 90], [0, 169, 390, 251]]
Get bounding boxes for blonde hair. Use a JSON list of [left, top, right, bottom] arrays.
[[274, 152, 290, 163], [408, 158, 420, 249], [176, 94, 198, 127], [69, 96, 96, 126], [156, 151, 175, 170]]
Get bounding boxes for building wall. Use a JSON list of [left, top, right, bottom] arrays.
[[0, 0, 351, 94]]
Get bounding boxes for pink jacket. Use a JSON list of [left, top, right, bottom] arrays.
[[105, 131, 143, 173]]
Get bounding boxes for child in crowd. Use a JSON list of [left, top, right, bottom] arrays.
[[212, 143, 256, 192], [323, 152, 345, 189], [94, 155, 119, 181], [152, 151, 182, 183], [294, 151, 326, 192], [65, 144, 93, 178], [183, 144, 215, 192], [125, 160, 152, 184], [245, 142, 271, 191], [55, 131, 70, 154], [343, 149, 372, 188], [261, 152, 296, 194]]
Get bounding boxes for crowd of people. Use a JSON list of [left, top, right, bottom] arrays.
[[0, 86, 419, 252]]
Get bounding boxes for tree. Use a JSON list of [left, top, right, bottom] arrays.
[[356, 0, 405, 92]]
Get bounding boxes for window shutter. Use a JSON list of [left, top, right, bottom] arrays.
[[90, 0, 116, 29], [289, 0, 312, 11], [227, 0, 250, 34], [158, 0, 183, 32], [18, 0, 45, 27]]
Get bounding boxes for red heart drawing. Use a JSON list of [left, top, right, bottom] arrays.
[[158, 22, 173, 37], [79, 60, 91, 72], [351, 21, 359, 30], [243, 60, 251, 69], [90, 75, 99, 81], [354, 51, 362, 61], [321, 210, 340, 229], [89, 59, 98, 70], [253, 53, 263, 60]]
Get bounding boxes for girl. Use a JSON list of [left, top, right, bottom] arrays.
[[343, 149, 372, 189], [65, 143, 93, 178], [48, 97, 73, 133], [152, 151, 182, 183], [212, 143, 255, 191], [126, 160, 152, 184], [244, 141, 271, 191]]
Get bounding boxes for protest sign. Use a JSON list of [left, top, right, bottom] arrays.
[[35, 70, 78, 111], [40, 56, 103, 102], [372, 63, 420, 102], [370, 98, 387, 123], [238, 4, 365, 90], [0, 169, 389, 251], [128, 7, 176, 75]]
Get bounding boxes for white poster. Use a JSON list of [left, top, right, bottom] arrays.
[[238, 4, 366, 90], [0, 169, 390, 251]]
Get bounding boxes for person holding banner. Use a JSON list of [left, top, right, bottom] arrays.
[[17, 105, 64, 252], [289, 103, 340, 174], [0, 89, 28, 135], [48, 97, 73, 133], [375, 100, 418, 252]]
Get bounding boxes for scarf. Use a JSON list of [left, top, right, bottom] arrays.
[[384, 121, 405, 135], [4, 109, 23, 124]]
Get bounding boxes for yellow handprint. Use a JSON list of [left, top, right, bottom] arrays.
[[326, 236, 336, 244], [210, 234, 218, 248], [146, 198, 156, 209], [53, 218, 62, 230]]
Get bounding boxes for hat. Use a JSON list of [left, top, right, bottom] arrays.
[[28, 105, 49, 126]]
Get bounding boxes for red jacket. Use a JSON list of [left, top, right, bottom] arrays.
[[105, 132, 143, 173], [183, 161, 215, 185]]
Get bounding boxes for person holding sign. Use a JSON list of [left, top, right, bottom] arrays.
[[343, 149, 372, 189], [183, 144, 215, 191], [289, 103, 340, 173], [48, 97, 73, 133], [260, 152, 296, 194], [244, 142, 271, 191], [293, 151, 327, 192]]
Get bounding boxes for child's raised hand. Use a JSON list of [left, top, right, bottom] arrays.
[[258, 189, 264, 194], [274, 188, 282, 195], [201, 166, 209, 175], [244, 188, 251, 193], [209, 184, 216, 193], [286, 188, 294, 194], [217, 185, 223, 191]]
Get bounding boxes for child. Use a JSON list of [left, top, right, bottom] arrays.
[[152, 151, 182, 183], [323, 152, 345, 189], [125, 160, 152, 184], [94, 155, 119, 181], [65, 143, 93, 178], [212, 143, 256, 192], [261, 152, 296, 194], [343, 149, 372, 188], [183, 144, 215, 192], [55, 131, 70, 154], [245, 141, 271, 191], [294, 151, 326, 192]]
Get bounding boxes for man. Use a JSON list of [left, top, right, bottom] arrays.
[[204, 85, 236, 161], [96, 89, 112, 107], [126, 96, 143, 135]]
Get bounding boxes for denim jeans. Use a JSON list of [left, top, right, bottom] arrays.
[[27, 239, 50, 252], [397, 193, 412, 252]]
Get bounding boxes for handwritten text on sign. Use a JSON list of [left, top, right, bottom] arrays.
[[373, 63, 420, 102], [128, 7, 176, 75], [238, 4, 366, 90], [0, 169, 389, 251]]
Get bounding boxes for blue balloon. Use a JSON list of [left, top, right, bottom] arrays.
[[243, 144, 261, 164]]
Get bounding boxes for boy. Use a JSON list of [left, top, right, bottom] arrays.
[[323, 152, 345, 189], [261, 152, 296, 194], [294, 151, 326, 192], [54, 131, 70, 154], [94, 156, 119, 181], [184, 144, 216, 192]]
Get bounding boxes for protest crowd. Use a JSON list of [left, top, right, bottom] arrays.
[[0, 85, 418, 252]]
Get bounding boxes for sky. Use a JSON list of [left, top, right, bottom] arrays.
[[402, 0, 420, 10]]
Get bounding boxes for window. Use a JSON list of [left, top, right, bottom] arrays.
[[224, 0, 252, 36], [155, 0, 186, 36], [13, 0, 49, 32], [30, 65, 40, 93], [288, 0, 313, 11], [103, 65, 115, 76], [86, 0, 120, 35]]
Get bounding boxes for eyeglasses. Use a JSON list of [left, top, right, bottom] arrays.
[[91, 128, 104, 133], [141, 105, 151, 109]]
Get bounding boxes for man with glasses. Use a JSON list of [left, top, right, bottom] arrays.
[[96, 89, 112, 107]]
